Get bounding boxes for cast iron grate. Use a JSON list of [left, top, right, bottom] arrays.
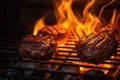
[[0, 37, 120, 80]]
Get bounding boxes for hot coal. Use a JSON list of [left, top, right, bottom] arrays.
[[83, 69, 107, 80], [76, 30, 117, 64], [52, 62, 83, 80], [19, 35, 57, 60]]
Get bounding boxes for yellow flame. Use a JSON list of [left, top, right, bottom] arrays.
[[33, 0, 116, 38], [111, 9, 116, 24], [83, 0, 95, 17], [76, 0, 101, 38], [54, 0, 79, 25], [53, 0, 81, 45], [33, 17, 45, 35]]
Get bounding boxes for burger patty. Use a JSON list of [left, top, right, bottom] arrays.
[[76, 30, 117, 64], [19, 35, 57, 60]]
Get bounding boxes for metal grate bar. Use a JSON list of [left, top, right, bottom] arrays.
[[0, 40, 120, 80]]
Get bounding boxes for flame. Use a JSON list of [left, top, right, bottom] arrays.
[[33, 0, 118, 42], [76, 0, 116, 38], [33, 17, 45, 35], [32, 0, 119, 74], [111, 9, 116, 24]]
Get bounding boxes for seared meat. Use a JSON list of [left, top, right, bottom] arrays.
[[19, 35, 57, 60], [38, 25, 68, 44], [76, 30, 117, 64]]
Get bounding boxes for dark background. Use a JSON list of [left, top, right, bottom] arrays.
[[0, 0, 55, 40], [0, 0, 120, 40]]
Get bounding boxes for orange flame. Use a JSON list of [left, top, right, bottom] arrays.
[[32, 0, 119, 74], [33, 17, 45, 35], [76, 0, 101, 38], [33, 0, 117, 43]]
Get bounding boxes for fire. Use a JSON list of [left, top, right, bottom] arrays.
[[32, 0, 119, 74], [33, 17, 45, 35], [33, 0, 119, 42], [76, 0, 100, 38]]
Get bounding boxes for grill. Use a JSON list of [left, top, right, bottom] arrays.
[[0, 0, 120, 80], [0, 34, 120, 80]]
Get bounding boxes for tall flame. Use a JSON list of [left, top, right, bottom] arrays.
[[111, 9, 116, 24], [76, 0, 101, 39], [33, 17, 45, 35], [33, 0, 116, 41], [32, 0, 119, 74]]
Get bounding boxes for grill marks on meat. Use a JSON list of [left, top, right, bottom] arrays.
[[76, 31, 117, 64], [19, 35, 57, 60], [19, 25, 68, 59]]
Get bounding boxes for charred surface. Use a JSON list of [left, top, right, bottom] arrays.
[[76, 30, 118, 64]]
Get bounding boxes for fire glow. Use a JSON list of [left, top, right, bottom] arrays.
[[32, 0, 120, 74], [33, 0, 120, 42]]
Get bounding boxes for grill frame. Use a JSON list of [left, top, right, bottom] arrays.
[[0, 39, 120, 80]]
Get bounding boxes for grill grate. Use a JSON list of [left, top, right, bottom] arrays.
[[0, 38, 120, 80]]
